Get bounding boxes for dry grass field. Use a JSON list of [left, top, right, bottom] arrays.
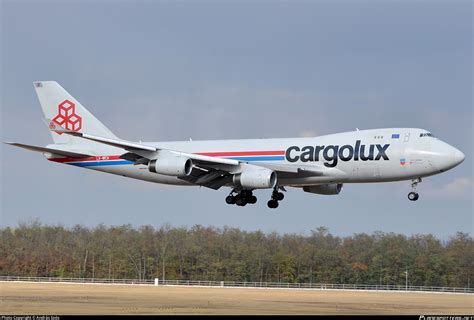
[[1, 281, 472, 315]]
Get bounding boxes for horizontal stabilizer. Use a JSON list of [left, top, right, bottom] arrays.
[[4, 142, 92, 158]]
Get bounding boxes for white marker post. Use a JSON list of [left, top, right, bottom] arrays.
[[154, 278, 159, 286]]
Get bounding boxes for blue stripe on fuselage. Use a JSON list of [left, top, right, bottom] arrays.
[[67, 156, 285, 167], [68, 160, 134, 167]]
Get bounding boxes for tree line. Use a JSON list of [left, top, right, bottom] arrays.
[[0, 221, 472, 288]]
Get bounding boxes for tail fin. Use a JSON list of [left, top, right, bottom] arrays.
[[34, 81, 117, 144]]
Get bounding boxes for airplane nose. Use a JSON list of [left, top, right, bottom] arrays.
[[452, 148, 465, 166], [428, 141, 465, 172]]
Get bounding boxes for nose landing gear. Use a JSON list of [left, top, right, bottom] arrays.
[[267, 187, 286, 209], [408, 192, 419, 201], [408, 178, 421, 201]]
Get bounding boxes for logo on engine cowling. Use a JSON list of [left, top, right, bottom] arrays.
[[285, 140, 390, 167]]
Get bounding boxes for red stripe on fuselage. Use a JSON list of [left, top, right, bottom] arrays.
[[196, 150, 285, 157], [47, 150, 286, 163]]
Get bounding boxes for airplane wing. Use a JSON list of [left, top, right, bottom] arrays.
[[175, 163, 329, 190], [47, 119, 331, 189], [47, 119, 238, 166]]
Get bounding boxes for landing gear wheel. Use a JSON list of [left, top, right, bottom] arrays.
[[408, 192, 419, 201], [408, 178, 421, 201], [236, 197, 247, 206], [248, 196, 257, 204], [267, 199, 279, 209], [225, 196, 236, 205], [268, 186, 285, 208], [227, 189, 257, 207], [275, 192, 284, 201], [241, 190, 252, 198]]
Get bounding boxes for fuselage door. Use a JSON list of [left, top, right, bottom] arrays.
[[404, 132, 410, 142]]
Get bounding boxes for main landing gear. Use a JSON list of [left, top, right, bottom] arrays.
[[408, 178, 421, 201], [267, 187, 285, 209], [225, 187, 287, 209], [225, 189, 257, 207]]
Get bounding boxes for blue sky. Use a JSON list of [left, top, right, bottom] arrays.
[[1, 0, 472, 238]]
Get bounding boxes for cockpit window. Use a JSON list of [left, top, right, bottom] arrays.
[[419, 132, 434, 138]]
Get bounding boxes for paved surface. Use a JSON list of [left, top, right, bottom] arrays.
[[1, 282, 472, 315]]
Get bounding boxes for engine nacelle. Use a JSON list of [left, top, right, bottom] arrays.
[[233, 167, 277, 189], [303, 184, 343, 195], [148, 155, 193, 177]]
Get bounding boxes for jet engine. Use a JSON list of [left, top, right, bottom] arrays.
[[148, 154, 193, 177], [233, 167, 277, 189], [303, 184, 343, 195]]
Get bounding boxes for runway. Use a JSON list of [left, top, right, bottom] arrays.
[[1, 282, 472, 314]]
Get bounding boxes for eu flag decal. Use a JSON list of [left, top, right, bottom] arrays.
[[392, 133, 400, 139]]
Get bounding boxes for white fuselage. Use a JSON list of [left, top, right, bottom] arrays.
[[47, 128, 464, 188]]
